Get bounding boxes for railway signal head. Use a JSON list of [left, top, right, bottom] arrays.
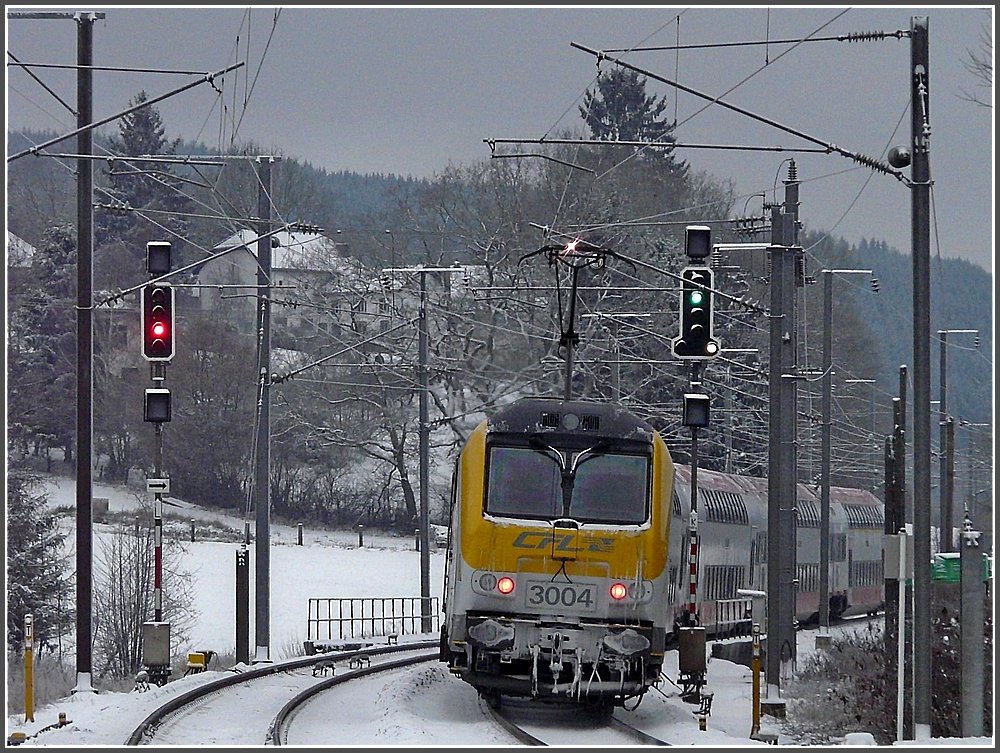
[[146, 241, 172, 276], [672, 267, 720, 359], [683, 393, 711, 427], [684, 225, 712, 260], [141, 283, 175, 361], [144, 387, 171, 423]]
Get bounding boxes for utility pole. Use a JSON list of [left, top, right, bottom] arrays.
[[844, 379, 878, 491], [763, 160, 801, 715], [724, 368, 733, 473], [897, 365, 913, 740], [908, 18, 932, 740], [418, 270, 431, 633], [818, 269, 874, 647], [382, 265, 465, 633], [938, 328, 979, 552], [818, 271, 833, 648], [883, 408, 899, 705], [71, 10, 103, 696], [254, 155, 276, 664], [960, 515, 985, 737], [944, 416, 955, 550], [939, 328, 949, 551]]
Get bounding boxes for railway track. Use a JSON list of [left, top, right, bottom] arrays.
[[269, 648, 439, 745], [125, 638, 672, 746], [481, 695, 670, 746], [125, 640, 437, 745]]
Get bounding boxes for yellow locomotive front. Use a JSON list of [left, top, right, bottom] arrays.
[[439, 397, 674, 706]]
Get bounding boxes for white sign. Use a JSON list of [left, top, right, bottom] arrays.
[[147, 478, 170, 494], [883, 533, 914, 580]]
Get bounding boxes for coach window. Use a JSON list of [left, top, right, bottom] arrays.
[[485, 447, 560, 518], [571, 453, 649, 524]]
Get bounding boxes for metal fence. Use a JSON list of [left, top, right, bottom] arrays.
[[307, 597, 440, 641], [713, 597, 753, 638]]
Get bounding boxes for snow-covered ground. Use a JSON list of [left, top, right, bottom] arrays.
[[6, 475, 992, 747]]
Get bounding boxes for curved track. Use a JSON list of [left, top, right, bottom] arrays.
[[483, 695, 670, 746], [125, 641, 436, 746], [126, 641, 676, 746], [269, 649, 438, 745]]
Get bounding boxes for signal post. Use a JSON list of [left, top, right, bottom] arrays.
[[140, 241, 175, 687], [672, 225, 721, 704]]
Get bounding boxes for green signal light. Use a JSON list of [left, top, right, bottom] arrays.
[[689, 290, 704, 305]]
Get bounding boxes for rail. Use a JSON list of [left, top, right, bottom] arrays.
[[306, 597, 440, 641]]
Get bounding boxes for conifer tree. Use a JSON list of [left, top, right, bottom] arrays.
[[579, 67, 687, 178], [6, 472, 73, 653], [7, 224, 78, 462], [95, 90, 191, 288]]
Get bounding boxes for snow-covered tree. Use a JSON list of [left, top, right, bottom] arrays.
[[6, 472, 73, 653], [93, 513, 197, 678], [7, 224, 78, 464], [579, 66, 687, 178], [94, 90, 192, 290]]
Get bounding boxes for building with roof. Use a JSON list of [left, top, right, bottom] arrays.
[[7, 231, 37, 288], [195, 229, 388, 345]]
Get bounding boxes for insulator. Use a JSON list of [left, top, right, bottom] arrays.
[[846, 30, 889, 43], [852, 152, 896, 176], [786, 161, 798, 182]]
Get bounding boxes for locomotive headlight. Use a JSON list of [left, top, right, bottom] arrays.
[[472, 570, 516, 597], [562, 413, 580, 430], [478, 572, 498, 591], [609, 582, 628, 600]]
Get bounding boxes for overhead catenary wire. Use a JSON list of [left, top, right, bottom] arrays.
[[568, 39, 907, 184], [7, 60, 245, 162], [9, 14, 984, 502], [602, 28, 909, 53]]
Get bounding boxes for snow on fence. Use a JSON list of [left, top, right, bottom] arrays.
[[307, 597, 440, 641]]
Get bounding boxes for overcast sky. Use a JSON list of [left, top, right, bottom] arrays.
[[5, 5, 994, 271]]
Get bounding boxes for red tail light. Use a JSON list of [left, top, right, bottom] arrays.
[[610, 582, 628, 600], [497, 576, 515, 595]]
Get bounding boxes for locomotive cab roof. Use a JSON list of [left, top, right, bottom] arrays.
[[486, 396, 655, 443]]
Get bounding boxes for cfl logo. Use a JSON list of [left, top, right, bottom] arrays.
[[512, 531, 614, 553]]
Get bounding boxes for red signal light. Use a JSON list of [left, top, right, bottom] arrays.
[[610, 583, 628, 600], [141, 283, 175, 361], [497, 576, 515, 595]]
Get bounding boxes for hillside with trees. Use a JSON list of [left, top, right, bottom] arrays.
[[6, 67, 993, 526]]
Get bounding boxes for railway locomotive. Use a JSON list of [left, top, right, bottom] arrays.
[[439, 396, 676, 707], [438, 396, 888, 707]]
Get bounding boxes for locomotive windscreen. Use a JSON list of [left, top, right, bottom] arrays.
[[484, 446, 650, 524]]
